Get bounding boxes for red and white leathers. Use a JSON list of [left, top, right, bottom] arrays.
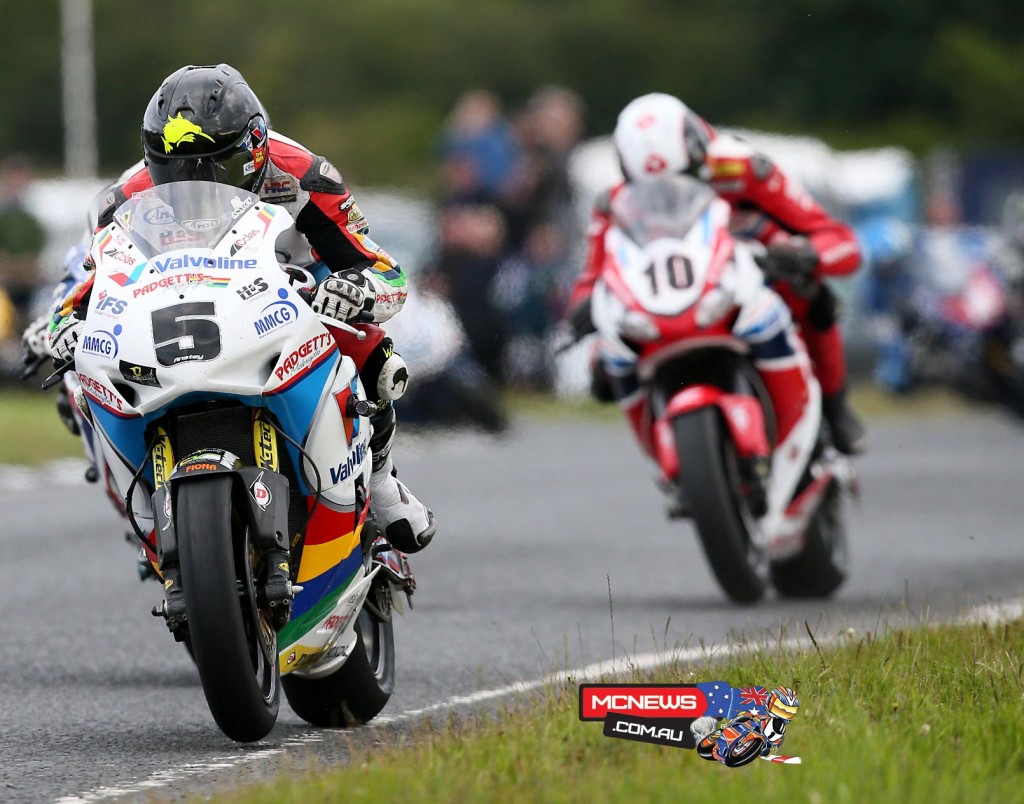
[[569, 128, 861, 402], [592, 195, 812, 468]]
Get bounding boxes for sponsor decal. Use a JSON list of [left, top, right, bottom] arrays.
[[262, 179, 297, 203], [273, 332, 334, 381], [119, 360, 161, 388], [103, 248, 136, 265], [181, 218, 222, 232], [143, 206, 175, 225], [153, 254, 257, 273], [162, 113, 216, 152], [249, 471, 272, 510], [159, 228, 202, 248], [77, 372, 123, 412], [253, 289, 298, 337], [152, 431, 172, 488], [254, 417, 278, 471], [236, 276, 270, 301], [80, 324, 122, 359], [229, 228, 261, 256], [322, 614, 344, 631], [375, 290, 407, 306], [95, 291, 127, 316], [230, 195, 254, 219], [132, 273, 230, 298], [580, 682, 802, 766], [332, 381, 361, 446], [329, 442, 366, 485], [162, 491, 173, 531]]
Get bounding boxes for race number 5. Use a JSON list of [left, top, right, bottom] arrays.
[[152, 302, 222, 367]]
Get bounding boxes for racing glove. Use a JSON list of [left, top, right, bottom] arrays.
[[755, 236, 819, 292], [21, 313, 52, 362], [310, 270, 371, 323], [48, 312, 84, 363]]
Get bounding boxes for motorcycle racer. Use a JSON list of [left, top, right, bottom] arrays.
[[567, 93, 866, 455], [36, 64, 435, 554]]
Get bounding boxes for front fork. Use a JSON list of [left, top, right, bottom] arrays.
[[150, 411, 295, 639]]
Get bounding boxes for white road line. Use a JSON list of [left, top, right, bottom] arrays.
[[52, 595, 1024, 803]]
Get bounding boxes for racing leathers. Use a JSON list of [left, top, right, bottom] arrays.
[[45, 132, 435, 553], [568, 131, 866, 455]]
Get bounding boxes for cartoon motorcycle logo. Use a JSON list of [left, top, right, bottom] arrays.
[[693, 687, 800, 767]]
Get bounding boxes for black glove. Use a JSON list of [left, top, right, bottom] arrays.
[[755, 237, 819, 292]]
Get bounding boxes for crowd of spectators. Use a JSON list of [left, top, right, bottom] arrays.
[[422, 87, 585, 391]]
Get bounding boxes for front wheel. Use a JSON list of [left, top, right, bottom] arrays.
[[177, 475, 279, 742], [674, 408, 768, 604], [282, 605, 395, 727]]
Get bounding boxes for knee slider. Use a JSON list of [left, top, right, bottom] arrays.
[[361, 337, 410, 403], [807, 283, 840, 331]]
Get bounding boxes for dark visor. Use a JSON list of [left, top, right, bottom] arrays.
[[148, 142, 260, 192]]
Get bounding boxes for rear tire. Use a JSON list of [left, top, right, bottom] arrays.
[[770, 482, 848, 598], [177, 475, 279, 742], [282, 606, 395, 727], [674, 408, 768, 604]]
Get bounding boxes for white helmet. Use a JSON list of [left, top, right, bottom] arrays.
[[613, 93, 710, 183]]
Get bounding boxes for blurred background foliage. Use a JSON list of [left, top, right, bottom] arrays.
[[1, 0, 1023, 186]]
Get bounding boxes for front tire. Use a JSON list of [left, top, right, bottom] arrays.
[[177, 475, 279, 742], [674, 408, 768, 604], [282, 606, 395, 727]]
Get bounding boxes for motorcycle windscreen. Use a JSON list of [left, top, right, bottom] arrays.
[[610, 174, 716, 246], [111, 180, 259, 259]]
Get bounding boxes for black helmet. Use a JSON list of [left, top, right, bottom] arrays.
[[142, 64, 269, 193]]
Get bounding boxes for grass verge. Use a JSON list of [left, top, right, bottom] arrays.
[[220, 617, 1024, 803], [0, 384, 983, 467], [0, 390, 80, 466]]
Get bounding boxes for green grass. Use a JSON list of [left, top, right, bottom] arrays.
[[0, 390, 80, 465], [0, 384, 985, 467], [220, 618, 1024, 803]]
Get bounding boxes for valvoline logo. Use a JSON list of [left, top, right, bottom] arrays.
[[253, 289, 298, 337], [80, 324, 122, 359]]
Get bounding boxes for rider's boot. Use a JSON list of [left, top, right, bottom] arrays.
[[368, 405, 436, 553], [822, 385, 867, 455]]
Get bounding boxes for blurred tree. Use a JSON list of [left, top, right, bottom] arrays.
[[0, 0, 1021, 181]]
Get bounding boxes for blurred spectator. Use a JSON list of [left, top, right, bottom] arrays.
[[438, 90, 520, 206], [494, 86, 585, 389], [432, 86, 585, 391], [422, 204, 509, 383], [0, 154, 45, 340]]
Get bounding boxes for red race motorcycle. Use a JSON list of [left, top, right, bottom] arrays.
[[586, 176, 855, 603]]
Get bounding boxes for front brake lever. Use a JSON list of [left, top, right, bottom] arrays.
[[41, 359, 75, 390]]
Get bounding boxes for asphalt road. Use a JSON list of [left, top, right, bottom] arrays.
[[2, 408, 1023, 801]]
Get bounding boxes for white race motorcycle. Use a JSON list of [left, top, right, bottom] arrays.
[[60, 180, 414, 742]]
